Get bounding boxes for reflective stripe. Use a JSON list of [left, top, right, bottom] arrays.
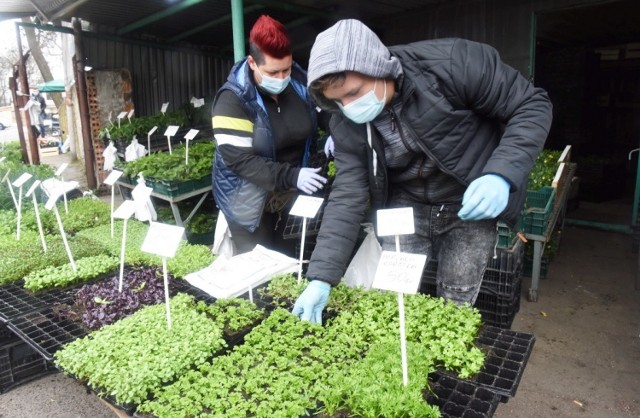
[[212, 115, 254, 132], [215, 133, 253, 148]]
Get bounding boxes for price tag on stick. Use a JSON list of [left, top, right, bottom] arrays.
[[184, 129, 199, 165], [55, 163, 70, 214], [127, 109, 134, 122], [161, 102, 169, 115], [3, 169, 17, 209], [116, 111, 127, 128], [26, 180, 47, 252], [104, 170, 124, 237], [45, 191, 77, 272], [164, 125, 179, 155], [141, 222, 185, 329], [12, 173, 33, 241], [147, 126, 158, 153], [289, 196, 324, 283], [113, 200, 136, 292]]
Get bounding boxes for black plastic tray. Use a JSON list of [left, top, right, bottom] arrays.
[[451, 325, 535, 402], [0, 338, 56, 393], [7, 308, 89, 361], [0, 281, 77, 324], [427, 373, 501, 418]]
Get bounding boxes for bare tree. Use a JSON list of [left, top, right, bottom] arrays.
[[21, 17, 63, 109]]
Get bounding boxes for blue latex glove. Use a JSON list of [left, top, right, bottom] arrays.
[[297, 167, 327, 194], [324, 135, 335, 157], [458, 174, 510, 220], [292, 280, 331, 324]]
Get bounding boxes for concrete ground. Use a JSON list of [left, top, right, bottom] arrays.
[[1, 150, 639, 417]]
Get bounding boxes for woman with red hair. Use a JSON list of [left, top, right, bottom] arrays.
[[212, 15, 326, 257]]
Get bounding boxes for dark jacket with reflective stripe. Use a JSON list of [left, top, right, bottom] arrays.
[[306, 38, 552, 286], [212, 58, 317, 232]]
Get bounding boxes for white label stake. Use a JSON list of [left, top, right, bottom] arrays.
[[113, 200, 136, 292], [104, 170, 124, 238], [117, 111, 127, 128], [12, 173, 33, 241], [140, 222, 185, 330], [26, 180, 46, 252], [3, 170, 18, 209], [56, 163, 69, 214], [45, 190, 76, 270], [147, 126, 158, 154], [164, 125, 179, 155], [184, 129, 199, 166], [289, 196, 324, 283], [373, 207, 423, 387]]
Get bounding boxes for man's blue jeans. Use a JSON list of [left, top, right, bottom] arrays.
[[380, 193, 497, 305]]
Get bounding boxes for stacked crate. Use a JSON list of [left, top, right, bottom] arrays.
[[420, 239, 524, 329]]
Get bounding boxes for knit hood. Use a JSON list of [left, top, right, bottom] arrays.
[[307, 19, 403, 111]]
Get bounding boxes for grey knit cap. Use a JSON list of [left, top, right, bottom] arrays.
[[307, 19, 402, 109]]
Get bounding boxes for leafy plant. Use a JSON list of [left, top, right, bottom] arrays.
[[54, 293, 226, 406], [528, 149, 562, 190], [73, 266, 177, 330], [22, 254, 119, 292], [196, 298, 264, 337]]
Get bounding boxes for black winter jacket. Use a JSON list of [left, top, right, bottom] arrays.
[[306, 38, 552, 286]]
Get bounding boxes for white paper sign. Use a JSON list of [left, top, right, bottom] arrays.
[[104, 170, 124, 186], [161, 102, 169, 113], [12, 173, 33, 188], [131, 183, 153, 201], [289, 196, 324, 218], [113, 200, 136, 220], [184, 129, 199, 140], [191, 97, 205, 108], [25, 179, 41, 197], [141, 222, 184, 258], [377, 207, 415, 237], [55, 163, 69, 177], [148, 126, 158, 136], [127, 109, 135, 119], [164, 125, 179, 137], [117, 111, 127, 120], [372, 251, 426, 294]]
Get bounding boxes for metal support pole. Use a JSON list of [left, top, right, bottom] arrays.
[[231, 0, 245, 62], [72, 18, 97, 190]]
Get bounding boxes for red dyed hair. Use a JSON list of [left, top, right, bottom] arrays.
[[249, 15, 292, 59]]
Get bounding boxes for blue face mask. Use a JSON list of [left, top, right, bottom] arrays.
[[337, 79, 387, 124], [255, 67, 290, 95]]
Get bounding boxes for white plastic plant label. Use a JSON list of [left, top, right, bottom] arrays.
[[25, 179, 41, 197], [55, 162, 69, 177], [372, 250, 426, 295], [113, 200, 136, 220], [44, 190, 64, 210], [127, 109, 135, 120], [1, 169, 10, 182], [148, 126, 158, 136], [377, 207, 415, 237], [161, 102, 169, 114], [184, 129, 199, 141], [141, 222, 184, 258], [0, 156, 5, 163], [164, 125, 179, 137], [12, 172, 32, 188], [104, 170, 123, 186], [117, 111, 127, 120], [289, 195, 324, 218]]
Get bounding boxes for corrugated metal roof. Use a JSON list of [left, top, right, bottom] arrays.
[[0, 0, 450, 55]]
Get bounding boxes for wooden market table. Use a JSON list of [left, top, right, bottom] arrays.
[[524, 163, 576, 302], [115, 180, 211, 227]]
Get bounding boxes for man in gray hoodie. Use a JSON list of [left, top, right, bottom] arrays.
[[292, 19, 552, 323]]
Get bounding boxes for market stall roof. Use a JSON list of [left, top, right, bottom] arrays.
[[0, 0, 448, 56], [36, 79, 65, 92]]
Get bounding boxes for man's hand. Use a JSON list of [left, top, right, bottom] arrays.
[[297, 167, 327, 194], [458, 174, 510, 220], [292, 280, 331, 324]]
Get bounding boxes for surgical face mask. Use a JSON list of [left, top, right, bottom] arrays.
[[337, 79, 387, 124], [255, 66, 290, 95]]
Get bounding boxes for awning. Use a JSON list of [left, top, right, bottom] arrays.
[[36, 79, 65, 92]]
